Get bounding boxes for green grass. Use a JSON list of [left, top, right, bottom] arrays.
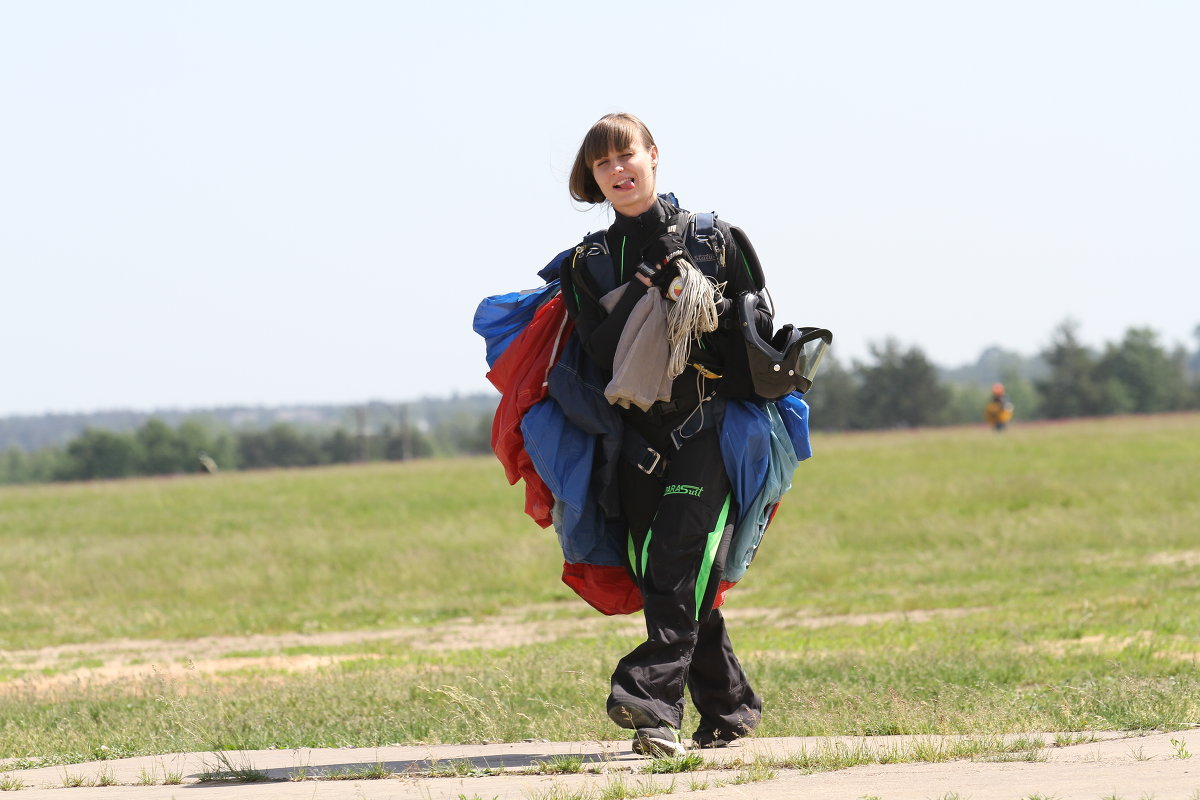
[[2, 414, 1200, 763], [324, 761, 391, 780], [0, 459, 558, 648], [641, 752, 704, 773]]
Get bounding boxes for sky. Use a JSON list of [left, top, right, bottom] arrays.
[[2, 1, 1197, 417]]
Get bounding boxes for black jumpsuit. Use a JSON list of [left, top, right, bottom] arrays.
[[559, 195, 766, 742]]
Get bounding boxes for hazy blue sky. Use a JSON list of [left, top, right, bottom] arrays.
[[3, 1, 1197, 416]]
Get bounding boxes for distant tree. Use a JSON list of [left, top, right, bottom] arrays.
[[941, 345, 1048, 385], [943, 383, 988, 426], [58, 428, 141, 480], [237, 424, 320, 469], [852, 339, 950, 429], [176, 419, 238, 471], [1035, 320, 1104, 419], [136, 418, 192, 475], [0, 447, 51, 484], [803, 355, 856, 431], [0, 448, 24, 484], [1094, 327, 1189, 414], [382, 425, 433, 461], [431, 411, 493, 456], [322, 429, 359, 463]]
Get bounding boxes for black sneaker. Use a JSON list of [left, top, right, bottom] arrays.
[[692, 726, 745, 749], [632, 725, 687, 757]]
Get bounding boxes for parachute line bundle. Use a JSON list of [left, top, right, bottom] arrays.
[[665, 261, 723, 379]]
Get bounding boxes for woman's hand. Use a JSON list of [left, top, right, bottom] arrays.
[[642, 233, 688, 272], [637, 233, 687, 290], [635, 260, 680, 290]]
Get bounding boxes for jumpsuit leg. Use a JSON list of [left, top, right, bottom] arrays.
[[606, 428, 760, 734], [687, 609, 762, 740]]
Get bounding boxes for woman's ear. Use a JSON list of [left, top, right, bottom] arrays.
[[650, 144, 659, 169]]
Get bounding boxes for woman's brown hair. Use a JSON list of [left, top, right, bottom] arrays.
[[568, 113, 656, 204]]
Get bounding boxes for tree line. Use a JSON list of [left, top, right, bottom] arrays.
[[0, 414, 491, 484], [2, 321, 1197, 485], [805, 321, 1200, 430]]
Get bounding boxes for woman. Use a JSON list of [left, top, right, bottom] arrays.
[[558, 113, 770, 756]]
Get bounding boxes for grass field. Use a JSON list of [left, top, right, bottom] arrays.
[[2, 413, 1198, 765]]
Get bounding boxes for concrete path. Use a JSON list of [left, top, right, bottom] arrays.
[[3, 730, 1198, 799]]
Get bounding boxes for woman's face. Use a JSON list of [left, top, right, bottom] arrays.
[[591, 140, 658, 216]]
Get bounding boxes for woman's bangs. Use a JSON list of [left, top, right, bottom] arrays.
[[583, 120, 637, 166]]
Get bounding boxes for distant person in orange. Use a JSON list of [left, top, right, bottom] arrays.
[[984, 383, 1014, 431]]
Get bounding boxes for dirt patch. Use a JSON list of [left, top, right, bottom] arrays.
[[0, 609, 639, 696], [0, 653, 387, 696], [1148, 549, 1200, 567], [723, 606, 987, 628], [0, 605, 981, 696], [1021, 630, 1200, 663]]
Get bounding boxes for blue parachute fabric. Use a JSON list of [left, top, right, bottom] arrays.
[[520, 335, 626, 568], [521, 397, 624, 567], [547, 335, 624, 520], [550, 500, 628, 567], [538, 247, 573, 283], [777, 392, 813, 461], [725, 402, 800, 583], [717, 400, 772, 522], [472, 278, 560, 368], [521, 396, 592, 515]]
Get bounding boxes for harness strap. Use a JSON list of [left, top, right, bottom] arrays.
[[620, 385, 721, 478], [681, 211, 725, 282], [578, 233, 613, 301], [668, 388, 719, 450], [622, 427, 668, 478]]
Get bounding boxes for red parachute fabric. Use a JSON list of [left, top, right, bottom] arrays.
[[486, 295, 573, 529], [561, 563, 641, 615], [561, 563, 731, 616]]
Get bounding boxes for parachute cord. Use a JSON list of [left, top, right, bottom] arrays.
[[542, 307, 571, 389], [668, 370, 715, 450], [666, 262, 723, 379]]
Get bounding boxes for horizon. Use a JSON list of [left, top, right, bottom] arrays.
[[4, 331, 1189, 421]]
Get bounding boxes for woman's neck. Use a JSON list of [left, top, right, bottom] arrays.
[[613, 195, 668, 235]]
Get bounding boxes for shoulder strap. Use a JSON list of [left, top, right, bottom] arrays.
[[569, 232, 617, 305], [675, 210, 726, 283]]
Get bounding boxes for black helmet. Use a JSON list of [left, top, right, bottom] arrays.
[[736, 292, 832, 399]]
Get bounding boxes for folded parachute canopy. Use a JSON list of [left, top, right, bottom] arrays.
[[472, 279, 561, 368], [485, 294, 573, 529]]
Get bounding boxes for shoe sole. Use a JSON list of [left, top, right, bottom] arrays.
[[632, 736, 688, 757]]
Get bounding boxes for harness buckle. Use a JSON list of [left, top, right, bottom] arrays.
[[636, 447, 664, 477]]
